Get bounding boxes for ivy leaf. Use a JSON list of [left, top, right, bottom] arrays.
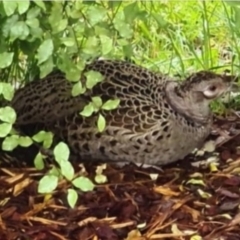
[[85, 70, 104, 89], [60, 161, 74, 181], [0, 107, 16, 124], [80, 102, 94, 117], [34, 152, 45, 170], [17, 0, 30, 14], [97, 114, 106, 132], [67, 189, 78, 208], [0, 52, 14, 69], [53, 142, 70, 164], [2, 0, 17, 16], [91, 96, 102, 109], [72, 176, 95, 192], [37, 39, 54, 65], [38, 175, 58, 193], [102, 99, 120, 111], [2, 135, 19, 151], [0, 123, 13, 138], [19, 136, 33, 147]]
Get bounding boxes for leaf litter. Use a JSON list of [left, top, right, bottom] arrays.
[[1, 114, 240, 239]]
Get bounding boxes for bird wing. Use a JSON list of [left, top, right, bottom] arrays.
[[12, 59, 169, 127]]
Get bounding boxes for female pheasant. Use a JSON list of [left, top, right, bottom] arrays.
[[11, 59, 234, 165]]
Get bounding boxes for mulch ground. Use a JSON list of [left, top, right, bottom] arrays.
[[1, 115, 240, 240]]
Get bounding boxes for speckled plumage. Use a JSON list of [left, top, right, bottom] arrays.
[[11, 59, 233, 165]]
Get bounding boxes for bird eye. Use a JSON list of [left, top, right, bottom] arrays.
[[209, 85, 217, 91]]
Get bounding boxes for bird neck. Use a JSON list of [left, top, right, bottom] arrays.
[[165, 81, 212, 125]]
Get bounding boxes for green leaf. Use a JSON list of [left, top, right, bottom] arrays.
[[3, 0, 17, 16], [32, 131, 53, 148], [26, 18, 39, 28], [10, 21, 30, 41], [97, 114, 106, 132], [0, 83, 14, 101], [2, 15, 19, 38], [102, 99, 120, 111], [66, 68, 81, 82], [80, 102, 94, 117], [72, 176, 95, 192], [83, 36, 100, 55], [87, 6, 107, 25], [0, 52, 13, 69], [95, 174, 108, 184], [91, 96, 102, 109], [0, 123, 12, 138], [85, 70, 104, 89], [2, 135, 19, 151], [224, 1, 240, 8], [44, 135, 53, 149], [100, 35, 113, 55], [37, 39, 54, 65], [53, 142, 70, 164], [27, 6, 41, 19], [54, 19, 68, 33], [39, 56, 54, 78], [48, 166, 61, 178], [33, 0, 46, 10], [0, 107, 16, 124], [124, 2, 140, 23], [67, 189, 78, 208], [61, 38, 76, 47], [38, 175, 58, 193], [152, 13, 169, 29], [113, 18, 133, 38], [17, 0, 30, 14], [71, 82, 85, 97], [34, 152, 45, 170], [19, 136, 33, 147], [60, 161, 74, 181]]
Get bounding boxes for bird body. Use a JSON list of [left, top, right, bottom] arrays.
[[11, 59, 233, 165]]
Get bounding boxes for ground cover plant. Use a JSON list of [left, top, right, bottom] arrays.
[[1, 0, 240, 239]]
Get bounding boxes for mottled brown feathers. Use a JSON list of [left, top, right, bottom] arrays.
[[11, 59, 234, 165]]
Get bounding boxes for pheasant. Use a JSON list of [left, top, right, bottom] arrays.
[[10, 59, 234, 166]]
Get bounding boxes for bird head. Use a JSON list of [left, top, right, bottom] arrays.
[[165, 71, 237, 124], [180, 71, 235, 102]]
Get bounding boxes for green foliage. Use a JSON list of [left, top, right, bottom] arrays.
[[0, 83, 14, 101], [38, 174, 58, 194], [34, 152, 45, 170], [72, 176, 95, 192], [32, 131, 53, 148], [67, 189, 78, 208]]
